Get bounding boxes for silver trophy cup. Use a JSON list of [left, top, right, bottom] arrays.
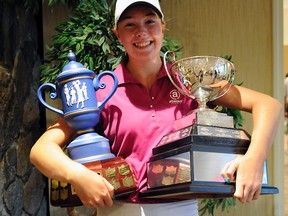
[[164, 51, 235, 128], [140, 51, 278, 200]]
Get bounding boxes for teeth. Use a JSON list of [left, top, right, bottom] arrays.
[[135, 41, 151, 47]]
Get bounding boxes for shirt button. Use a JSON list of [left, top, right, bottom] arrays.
[[150, 105, 153, 108], [152, 114, 155, 117], [151, 96, 155, 100]]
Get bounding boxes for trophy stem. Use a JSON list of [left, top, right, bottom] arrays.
[[198, 98, 209, 111], [76, 128, 94, 135], [67, 132, 115, 163]]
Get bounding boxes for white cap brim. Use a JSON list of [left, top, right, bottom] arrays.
[[114, 0, 164, 26]]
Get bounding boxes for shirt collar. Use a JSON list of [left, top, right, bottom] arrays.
[[113, 60, 171, 85]]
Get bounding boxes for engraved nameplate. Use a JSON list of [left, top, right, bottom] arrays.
[[157, 126, 193, 146], [196, 125, 249, 140]]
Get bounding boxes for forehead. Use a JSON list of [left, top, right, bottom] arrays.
[[119, 4, 159, 22]]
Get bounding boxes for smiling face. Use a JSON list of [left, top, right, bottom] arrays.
[[114, 4, 165, 62]]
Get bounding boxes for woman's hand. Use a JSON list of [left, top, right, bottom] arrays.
[[221, 155, 264, 203], [69, 163, 114, 208]]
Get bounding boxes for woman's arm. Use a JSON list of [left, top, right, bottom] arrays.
[[30, 117, 114, 208], [213, 84, 282, 203]]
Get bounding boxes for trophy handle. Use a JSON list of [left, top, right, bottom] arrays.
[[209, 81, 233, 102], [164, 51, 195, 99], [164, 51, 177, 85], [37, 83, 64, 115], [93, 71, 118, 110]]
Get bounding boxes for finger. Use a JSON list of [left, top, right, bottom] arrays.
[[96, 199, 106, 208], [241, 184, 256, 203], [246, 188, 255, 203], [226, 165, 237, 181], [221, 164, 237, 183], [252, 188, 261, 200], [87, 195, 110, 208], [103, 178, 114, 191], [242, 182, 262, 203], [221, 162, 232, 179], [233, 182, 244, 203], [83, 201, 98, 209], [103, 193, 113, 207], [84, 197, 105, 209], [102, 179, 114, 206]]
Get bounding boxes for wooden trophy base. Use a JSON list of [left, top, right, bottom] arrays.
[[50, 157, 137, 207]]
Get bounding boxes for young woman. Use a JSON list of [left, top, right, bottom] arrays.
[[30, 0, 282, 215]]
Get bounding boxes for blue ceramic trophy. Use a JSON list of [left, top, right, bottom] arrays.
[[37, 51, 136, 207]]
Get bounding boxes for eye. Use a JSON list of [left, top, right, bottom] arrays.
[[125, 22, 135, 27], [146, 19, 156, 25]]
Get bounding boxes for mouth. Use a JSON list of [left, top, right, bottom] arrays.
[[134, 41, 152, 48]]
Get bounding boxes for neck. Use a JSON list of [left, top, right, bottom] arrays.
[[126, 56, 162, 90]]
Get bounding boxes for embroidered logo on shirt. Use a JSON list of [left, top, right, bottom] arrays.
[[169, 89, 183, 104]]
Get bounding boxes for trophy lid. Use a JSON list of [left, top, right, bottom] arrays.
[[57, 51, 94, 81]]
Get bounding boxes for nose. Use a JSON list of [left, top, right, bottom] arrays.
[[135, 25, 147, 38]]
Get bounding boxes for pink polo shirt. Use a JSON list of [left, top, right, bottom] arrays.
[[96, 61, 198, 203]]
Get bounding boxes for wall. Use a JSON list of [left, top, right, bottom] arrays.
[[162, 0, 275, 215], [285, 45, 288, 76], [0, 0, 47, 215], [284, 3, 288, 76]]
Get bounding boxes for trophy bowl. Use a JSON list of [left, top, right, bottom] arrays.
[[164, 51, 235, 111]]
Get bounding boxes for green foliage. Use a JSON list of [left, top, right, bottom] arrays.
[[161, 36, 183, 62], [47, 0, 80, 8], [40, 0, 121, 83], [199, 198, 236, 216]]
